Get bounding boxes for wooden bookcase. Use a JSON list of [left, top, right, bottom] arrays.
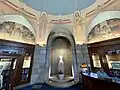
[[0, 39, 35, 90]]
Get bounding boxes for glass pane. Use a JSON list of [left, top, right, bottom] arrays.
[[0, 59, 12, 69], [106, 54, 120, 69], [13, 59, 17, 69], [22, 54, 32, 68], [0, 58, 12, 89], [92, 53, 101, 67]]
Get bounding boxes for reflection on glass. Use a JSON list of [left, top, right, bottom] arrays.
[[13, 59, 17, 69], [22, 54, 32, 68], [92, 53, 101, 67], [106, 54, 120, 69], [0, 59, 12, 69], [21, 69, 29, 81], [111, 63, 120, 69], [0, 65, 3, 88], [0, 58, 12, 89]]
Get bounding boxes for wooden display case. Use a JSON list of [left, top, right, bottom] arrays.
[[0, 39, 35, 90], [88, 38, 120, 73]]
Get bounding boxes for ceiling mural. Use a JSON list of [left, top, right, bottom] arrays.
[[0, 21, 35, 44], [88, 18, 120, 43], [23, 0, 95, 15]]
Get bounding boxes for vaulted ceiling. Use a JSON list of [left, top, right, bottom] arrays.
[[23, 0, 95, 15]]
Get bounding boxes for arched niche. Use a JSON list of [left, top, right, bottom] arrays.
[[44, 25, 78, 84], [51, 36, 72, 77]]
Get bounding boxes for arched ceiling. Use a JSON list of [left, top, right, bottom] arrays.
[[88, 11, 120, 35], [23, 0, 96, 15], [0, 15, 36, 44], [87, 11, 120, 43], [1, 15, 35, 36]]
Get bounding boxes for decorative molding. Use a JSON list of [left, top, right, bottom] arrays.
[[1, 0, 114, 19], [86, 0, 115, 17], [2, 0, 36, 19], [50, 19, 72, 24]]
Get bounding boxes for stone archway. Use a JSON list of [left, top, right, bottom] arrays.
[[50, 37, 72, 77], [44, 25, 79, 86]]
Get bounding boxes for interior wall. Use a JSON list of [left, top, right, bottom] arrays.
[[0, 0, 119, 45], [31, 45, 46, 84], [51, 37, 72, 75]]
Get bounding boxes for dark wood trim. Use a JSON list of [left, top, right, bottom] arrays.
[[82, 73, 120, 90], [0, 39, 34, 48], [87, 38, 120, 72], [0, 39, 35, 90], [88, 38, 120, 48]]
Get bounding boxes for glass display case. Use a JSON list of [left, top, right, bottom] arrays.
[[0, 58, 12, 89], [105, 51, 120, 77], [20, 53, 32, 83], [92, 53, 101, 68], [111, 63, 120, 70], [0, 39, 35, 90], [106, 54, 120, 69], [13, 59, 17, 69], [21, 69, 29, 81], [22, 53, 32, 68]]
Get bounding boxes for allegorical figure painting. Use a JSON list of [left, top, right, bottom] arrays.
[[0, 21, 35, 44], [39, 12, 48, 41], [73, 11, 85, 43], [88, 18, 120, 43]]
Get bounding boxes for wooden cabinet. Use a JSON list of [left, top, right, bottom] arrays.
[[88, 38, 120, 72], [0, 39, 35, 90], [82, 73, 120, 90]]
